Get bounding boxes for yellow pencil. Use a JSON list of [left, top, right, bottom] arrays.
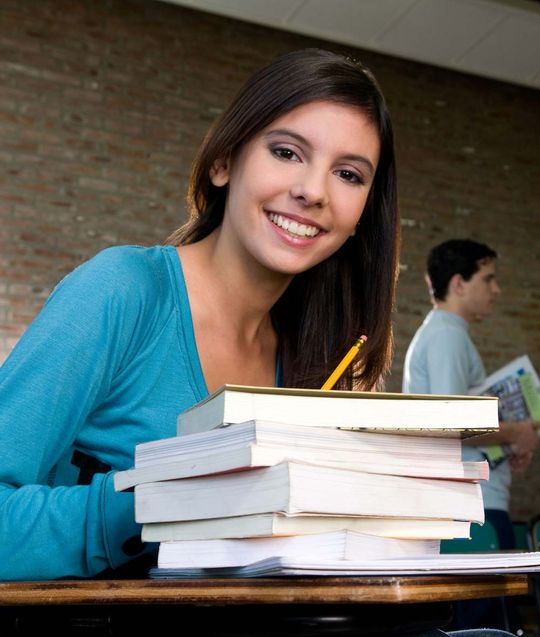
[[320, 336, 368, 390]]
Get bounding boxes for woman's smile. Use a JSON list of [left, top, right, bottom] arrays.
[[267, 211, 323, 239]]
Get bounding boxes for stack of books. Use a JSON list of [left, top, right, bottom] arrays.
[[114, 385, 507, 577]]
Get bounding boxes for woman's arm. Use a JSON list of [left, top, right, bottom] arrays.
[[0, 248, 156, 580]]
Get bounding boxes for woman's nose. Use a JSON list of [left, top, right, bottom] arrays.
[[290, 168, 329, 208]]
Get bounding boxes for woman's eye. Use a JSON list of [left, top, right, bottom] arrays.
[[336, 169, 364, 185], [271, 147, 300, 162]]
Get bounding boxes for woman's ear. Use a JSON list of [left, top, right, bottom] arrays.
[[209, 158, 230, 187]]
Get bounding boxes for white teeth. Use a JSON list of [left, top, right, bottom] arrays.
[[268, 213, 320, 238]]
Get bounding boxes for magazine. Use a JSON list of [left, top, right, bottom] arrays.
[[470, 355, 540, 467]]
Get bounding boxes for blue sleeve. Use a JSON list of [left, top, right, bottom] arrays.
[[0, 247, 155, 580], [424, 328, 471, 395]]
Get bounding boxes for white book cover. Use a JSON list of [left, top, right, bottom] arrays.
[[134, 460, 485, 524], [176, 385, 499, 436], [157, 530, 440, 569], [114, 419, 487, 491], [137, 420, 464, 466], [142, 514, 472, 542]]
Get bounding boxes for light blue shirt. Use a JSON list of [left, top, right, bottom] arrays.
[[403, 308, 510, 511], [0, 245, 209, 580]]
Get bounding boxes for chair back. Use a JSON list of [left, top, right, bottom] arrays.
[[528, 515, 540, 551], [440, 519, 499, 553], [512, 520, 529, 551]]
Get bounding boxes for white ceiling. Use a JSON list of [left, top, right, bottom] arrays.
[[161, 0, 540, 90]]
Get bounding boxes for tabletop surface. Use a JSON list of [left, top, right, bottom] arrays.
[[0, 575, 529, 606]]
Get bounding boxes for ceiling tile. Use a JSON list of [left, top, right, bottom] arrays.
[[286, 0, 418, 44], [375, 0, 506, 63], [457, 15, 540, 83], [177, 0, 304, 24]]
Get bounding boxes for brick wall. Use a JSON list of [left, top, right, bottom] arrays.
[[1, 0, 539, 517]]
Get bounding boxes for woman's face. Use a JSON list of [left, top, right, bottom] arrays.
[[211, 99, 380, 278]]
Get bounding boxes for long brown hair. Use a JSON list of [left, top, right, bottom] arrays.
[[167, 48, 400, 390]]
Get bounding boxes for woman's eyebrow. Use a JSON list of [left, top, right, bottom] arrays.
[[265, 128, 375, 176], [265, 128, 309, 145]]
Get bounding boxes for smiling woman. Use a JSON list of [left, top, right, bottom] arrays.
[[0, 49, 400, 582], [169, 48, 400, 392]]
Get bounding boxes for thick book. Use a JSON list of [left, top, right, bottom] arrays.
[[176, 385, 498, 436], [134, 460, 485, 524], [114, 420, 488, 491], [156, 530, 440, 569], [150, 551, 540, 578], [142, 514, 472, 542]]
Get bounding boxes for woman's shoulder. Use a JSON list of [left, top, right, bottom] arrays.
[[82, 244, 170, 278], [49, 245, 178, 317], [61, 245, 171, 290]]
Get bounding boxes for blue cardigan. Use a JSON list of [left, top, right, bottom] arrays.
[[0, 245, 209, 580]]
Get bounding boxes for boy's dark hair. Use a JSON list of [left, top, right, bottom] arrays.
[[427, 239, 498, 301]]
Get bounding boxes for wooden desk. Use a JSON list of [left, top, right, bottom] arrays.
[[0, 574, 529, 605], [0, 576, 530, 636]]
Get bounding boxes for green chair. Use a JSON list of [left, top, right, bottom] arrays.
[[440, 519, 499, 554], [512, 520, 530, 551], [528, 515, 540, 552]]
